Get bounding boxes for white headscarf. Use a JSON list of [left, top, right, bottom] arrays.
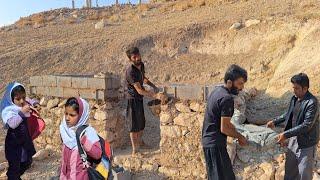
[[0, 82, 30, 128], [59, 98, 99, 149]]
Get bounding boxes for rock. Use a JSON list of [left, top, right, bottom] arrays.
[[33, 149, 52, 161], [245, 19, 261, 27], [173, 113, 194, 127], [40, 97, 48, 106], [227, 141, 237, 165], [0, 162, 8, 172], [141, 163, 154, 171], [175, 103, 191, 113], [244, 165, 255, 174], [53, 107, 63, 117], [259, 162, 275, 179], [47, 98, 60, 109], [43, 118, 53, 127], [0, 146, 5, 163], [46, 137, 53, 144], [45, 144, 54, 150], [190, 102, 205, 112], [158, 167, 179, 177], [237, 149, 251, 163], [275, 162, 285, 180], [103, 102, 113, 110], [152, 163, 159, 171], [105, 131, 116, 142], [33, 23, 43, 29], [229, 22, 242, 30], [164, 74, 170, 82], [160, 112, 173, 124], [313, 172, 320, 180], [196, 114, 204, 127], [105, 118, 118, 129], [94, 110, 107, 120], [58, 99, 67, 108], [95, 19, 107, 29], [160, 125, 181, 138]]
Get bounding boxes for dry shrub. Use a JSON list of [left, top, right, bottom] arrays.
[[65, 17, 77, 24], [31, 14, 46, 25], [137, 4, 151, 12], [109, 14, 122, 23], [15, 17, 32, 28]]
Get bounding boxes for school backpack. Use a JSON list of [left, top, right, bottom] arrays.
[[76, 125, 113, 180]]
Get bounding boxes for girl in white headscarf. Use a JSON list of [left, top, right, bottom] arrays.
[[59, 97, 102, 180], [0, 82, 38, 180]]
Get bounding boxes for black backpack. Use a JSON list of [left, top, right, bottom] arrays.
[[76, 125, 113, 180]]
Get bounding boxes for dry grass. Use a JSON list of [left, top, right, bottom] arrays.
[[65, 17, 77, 24], [108, 14, 122, 23], [138, 4, 152, 12], [15, 17, 32, 27]]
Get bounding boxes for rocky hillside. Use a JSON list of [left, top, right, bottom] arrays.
[[1, 0, 320, 97]]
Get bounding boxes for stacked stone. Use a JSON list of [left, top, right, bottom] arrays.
[[159, 100, 206, 179], [33, 96, 128, 151]]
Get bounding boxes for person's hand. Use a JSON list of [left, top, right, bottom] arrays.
[[155, 93, 168, 104], [21, 104, 31, 114], [34, 104, 41, 111], [238, 135, 248, 147], [277, 133, 287, 147], [266, 120, 275, 129]]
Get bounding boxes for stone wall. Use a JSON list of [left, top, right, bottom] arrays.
[[158, 85, 287, 179], [29, 73, 121, 101], [33, 96, 128, 151], [28, 73, 128, 150], [159, 100, 206, 179]]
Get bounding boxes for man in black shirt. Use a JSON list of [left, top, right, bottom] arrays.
[[125, 47, 161, 157], [202, 64, 248, 180]]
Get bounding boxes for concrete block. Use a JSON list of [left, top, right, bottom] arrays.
[[57, 76, 72, 88], [106, 77, 113, 90], [97, 90, 106, 100], [30, 76, 43, 87], [36, 87, 50, 96], [87, 78, 106, 89], [63, 88, 79, 98], [111, 76, 121, 89], [176, 85, 203, 101], [106, 90, 118, 99], [42, 75, 57, 87], [79, 89, 97, 99], [30, 86, 37, 95], [49, 87, 64, 97], [71, 77, 88, 89], [164, 86, 177, 98]]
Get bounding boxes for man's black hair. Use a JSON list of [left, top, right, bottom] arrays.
[[291, 73, 309, 88], [224, 64, 248, 83], [126, 47, 140, 59]]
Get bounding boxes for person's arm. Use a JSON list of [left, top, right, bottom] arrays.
[[219, 96, 247, 146], [283, 99, 318, 139], [6, 104, 31, 129], [144, 77, 159, 93], [267, 97, 295, 128], [221, 117, 247, 146], [133, 82, 157, 98], [80, 135, 102, 160], [6, 115, 23, 129]]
